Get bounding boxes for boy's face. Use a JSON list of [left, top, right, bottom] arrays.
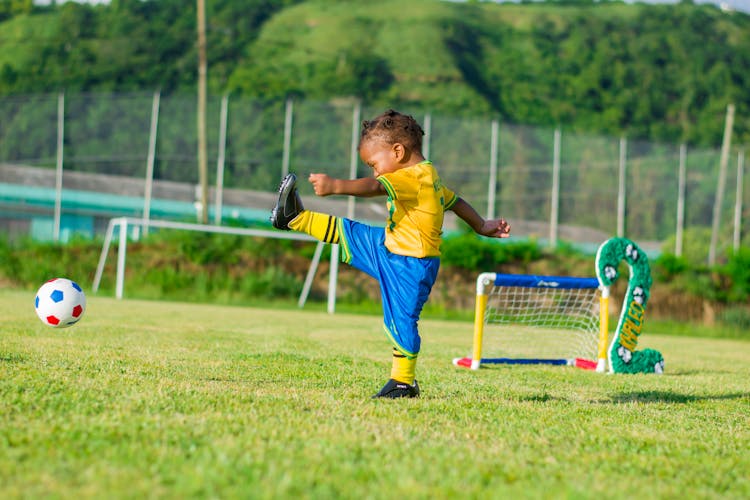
[[359, 138, 404, 177]]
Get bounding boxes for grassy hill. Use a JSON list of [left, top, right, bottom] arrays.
[[226, 0, 750, 145], [0, 0, 748, 146], [227, 0, 491, 112]]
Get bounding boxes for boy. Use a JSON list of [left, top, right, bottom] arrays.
[[270, 109, 510, 398]]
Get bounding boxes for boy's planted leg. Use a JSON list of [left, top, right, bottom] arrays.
[[371, 348, 420, 399], [372, 378, 420, 399], [390, 347, 416, 384]]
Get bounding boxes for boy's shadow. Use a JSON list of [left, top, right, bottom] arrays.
[[610, 390, 749, 404]]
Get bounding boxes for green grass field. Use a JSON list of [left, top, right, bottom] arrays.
[[2, 289, 748, 498]]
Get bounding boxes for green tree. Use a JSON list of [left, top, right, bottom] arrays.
[[0, 0, 749, 148], [0, 0, 33, 22]]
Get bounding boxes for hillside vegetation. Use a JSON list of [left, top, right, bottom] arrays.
[[0, 0, 748, 147], [2, 231, 749, 332]]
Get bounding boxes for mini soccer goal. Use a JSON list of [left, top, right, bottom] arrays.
[[453, 273, 609, 372]]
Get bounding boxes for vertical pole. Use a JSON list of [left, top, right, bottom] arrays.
[[487, 119, 499, 220], [298, 241, 325, 308], [328, 245, 339, 314], [92, 218, 115, 293], [470, 292, 488, 370], [328, 101, 361, 314], [116, 218, 128, 300], [596, 288, 610, 373], [214, 94, 229, 225], [53, 92, 64, 242], [550, 128, 561, 247], [617, 137, 627, 238], [143, 91, 160, 237], [347, 101, 361, 219], [196, 0, 209, 224], [469, 274, 494, 370], [282, 97, 293, 177], [423, 112, 432, 160], [733, 150, 745, 254], [709, 104, 735, 266], [675, 144, 687, 257]]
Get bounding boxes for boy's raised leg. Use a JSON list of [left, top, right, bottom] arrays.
[[270, 173, 341, 245], [270, 173, 304, 230], [288, 211, 340, 244]]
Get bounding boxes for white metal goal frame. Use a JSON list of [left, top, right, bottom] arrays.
[[453, 272, 610, 372], [92, 217, 341, 312]]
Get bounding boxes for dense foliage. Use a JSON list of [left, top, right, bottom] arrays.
[[1, 231, 748, 329], [0, 0, 748, 147]]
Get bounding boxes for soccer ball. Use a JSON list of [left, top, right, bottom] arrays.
[[34, 278, 86, 328]]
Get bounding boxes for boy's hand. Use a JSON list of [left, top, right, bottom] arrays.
[[450, 198, 511, 238], [480, 218, 511, 238], [309, 173, 336, 196]]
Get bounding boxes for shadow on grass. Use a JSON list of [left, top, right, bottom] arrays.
[[506, 391, 750, 405], [0, 353, 26, 363], [609, 390, 749, 404]]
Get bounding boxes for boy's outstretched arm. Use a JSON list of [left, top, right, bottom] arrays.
[[450, 198, 511, 238], [309, 173, 386, 197]]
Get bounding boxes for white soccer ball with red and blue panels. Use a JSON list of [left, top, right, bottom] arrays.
[[34, 278, 86, 328]]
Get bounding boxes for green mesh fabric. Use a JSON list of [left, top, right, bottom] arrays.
[[595, 238, 665, 374]]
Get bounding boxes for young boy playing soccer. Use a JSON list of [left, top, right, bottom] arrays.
[[270, 109, 511, 398]]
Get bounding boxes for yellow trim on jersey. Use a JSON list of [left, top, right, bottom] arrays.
[[444, 192, 458, 210], [377, 176, 397, 200]]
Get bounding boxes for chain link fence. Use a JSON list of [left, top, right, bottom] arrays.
[[1, 92, 747, 260]]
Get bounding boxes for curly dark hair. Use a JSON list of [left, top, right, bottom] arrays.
[[360, 109, 424, 152]]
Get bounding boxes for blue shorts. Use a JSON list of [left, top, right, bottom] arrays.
[[337, 218, 440, 358]]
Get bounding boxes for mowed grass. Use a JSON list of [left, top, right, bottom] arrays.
[[1, 289, 748, 499]]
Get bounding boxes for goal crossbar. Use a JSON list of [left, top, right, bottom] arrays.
[[91, 217, 340, 312], [453, 272, 609, 372]]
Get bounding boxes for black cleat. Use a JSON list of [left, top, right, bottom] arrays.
[[270, 173, 304, 230], [372, 379, 420, 399]]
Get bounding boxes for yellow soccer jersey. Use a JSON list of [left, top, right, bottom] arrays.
[[376, 161, 458, 258]]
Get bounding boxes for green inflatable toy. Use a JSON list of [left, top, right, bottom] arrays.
[[595, 238, 665, 374]]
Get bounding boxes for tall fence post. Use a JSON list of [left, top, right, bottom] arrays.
[[617, 137, 627, 238], [675, 143, 687, 257], [487, 119, 499, 220], [423, 112, 432, 160], [214, 93, 229, 225], [709, 103, 735, 266], [550, 127, 561, 248], [733, 149, 745, 254], [142, 91, 160, 237], [116, 218, 128, 300], [53, 92, 64, 242], [347, 101, 361, 219], [282, 97, 294, 177], [324, 100, 362, 315]]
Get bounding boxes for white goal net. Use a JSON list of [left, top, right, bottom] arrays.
[[453, 273, 608, 371]]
